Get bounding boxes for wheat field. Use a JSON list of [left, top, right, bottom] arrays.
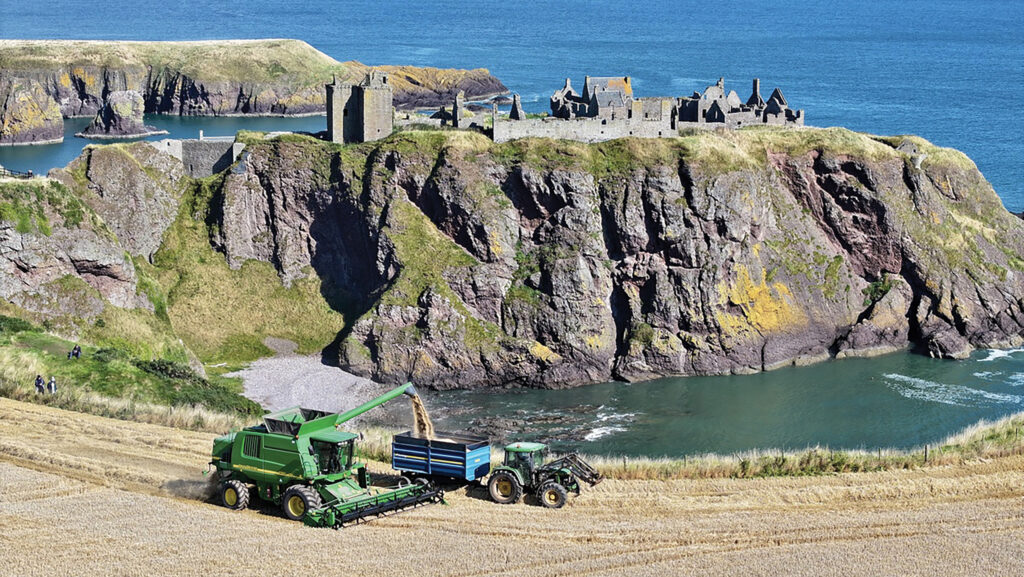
[[2, 397, 1024, 576]]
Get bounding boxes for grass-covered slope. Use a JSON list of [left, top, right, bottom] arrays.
[[0, 315, 259, 417]]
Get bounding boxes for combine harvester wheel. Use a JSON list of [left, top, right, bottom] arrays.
[[283, 486, 322, 521], [220, 480, 249, 510]]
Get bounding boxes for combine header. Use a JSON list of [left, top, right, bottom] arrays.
[[209, 382, 443, 527]]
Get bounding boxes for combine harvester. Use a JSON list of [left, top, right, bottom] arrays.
[[209, 382, 443, 528]]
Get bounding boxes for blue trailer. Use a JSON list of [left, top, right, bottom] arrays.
[[392, 431, 491, 482]]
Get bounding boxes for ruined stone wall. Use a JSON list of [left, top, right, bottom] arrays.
[[152, 138, 244, 178], [493, 117, 676, 144]]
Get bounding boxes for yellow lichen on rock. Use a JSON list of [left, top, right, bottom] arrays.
[[716, 265, 806, 335], [529, 341, 561, 363]]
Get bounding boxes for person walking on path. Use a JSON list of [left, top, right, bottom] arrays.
[[47, 376, 57, 394], [34, 375, 45, 394]]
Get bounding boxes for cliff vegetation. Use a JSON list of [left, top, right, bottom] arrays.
[[1, 126, 1023, 394]]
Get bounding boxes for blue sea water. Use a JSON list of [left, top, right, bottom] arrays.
[[2, 0, 1023, 208], [4, 1, 1024, 455]]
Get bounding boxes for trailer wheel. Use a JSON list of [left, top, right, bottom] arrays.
[[538, 482, 567, 509], [282, 485, 322, 521], [488, 471, 522, 505], [220, 479, 249, 510]]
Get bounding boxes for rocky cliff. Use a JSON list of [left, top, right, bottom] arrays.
[[208, 128, 1024, 388], [76, 90, 167, 139], [5, 127, 1023, 389], [0, 39, 508, 121], [0, 76, 64, 145]]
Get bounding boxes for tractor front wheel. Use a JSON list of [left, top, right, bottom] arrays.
[[488, 471, 523, 505], [282, 485, 322, 521], [538, 482, 568, 509], [220, 479, 249, 510]]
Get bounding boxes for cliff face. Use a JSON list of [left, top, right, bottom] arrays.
[[6, 128, 1023, 389], [212, 129, 1024, 388], [0, 76, 64, 145], [77, 90, 166, 139], [0, 39, 508, 121], [0, 178, 141, 319]]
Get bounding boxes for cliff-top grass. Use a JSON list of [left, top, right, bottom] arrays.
[[0, 39, 343, 84], [0, 39, 501, 98]]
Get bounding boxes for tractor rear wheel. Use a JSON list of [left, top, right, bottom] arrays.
[[538, 482, 568, 509], [488, 471, 523, 505], [282, 485, 322, 521], [220, 479, 249, 510]]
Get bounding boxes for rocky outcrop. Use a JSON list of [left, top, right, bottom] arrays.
[[76, 90, 166, 139], [0, 76, 63, 145], [0, 39, 508, 120], [51, 142, 187, 260], [0, 179, 142, 318], [207, 129, 1024, 389], [10, 128, 1021, 389]]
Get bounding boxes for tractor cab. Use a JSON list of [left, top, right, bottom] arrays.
[[502, 441, 547, 478]]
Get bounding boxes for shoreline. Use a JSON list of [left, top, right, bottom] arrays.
[[74, 129, 170, 140], [0, 136, 65, 147]]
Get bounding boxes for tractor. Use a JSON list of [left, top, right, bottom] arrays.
[[487, 442, 603, 508], [208, 382, 443, 527]]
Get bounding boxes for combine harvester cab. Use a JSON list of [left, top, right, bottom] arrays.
[[210, 383, 443, 528]]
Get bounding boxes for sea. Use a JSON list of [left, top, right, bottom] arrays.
[[3, 0, 1024, 456]]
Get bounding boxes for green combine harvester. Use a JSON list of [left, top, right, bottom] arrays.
[[209, 382, 443, 528]]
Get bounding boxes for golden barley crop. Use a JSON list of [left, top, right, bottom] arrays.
[[3, 397, 1024, 576]]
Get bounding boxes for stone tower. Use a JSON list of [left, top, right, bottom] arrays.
[[326, 70, 394, 144], [452, 90, 465, 128], [746, 78, 765, 107]]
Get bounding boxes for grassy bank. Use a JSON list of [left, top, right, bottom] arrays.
[[348, 413, 1024, 480], [0, 315, 260, 423]]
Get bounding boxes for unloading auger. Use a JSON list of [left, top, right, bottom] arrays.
[[209, 382, 444, 528]]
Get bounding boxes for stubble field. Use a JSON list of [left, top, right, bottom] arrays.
[[2, 397, 1024, 576]]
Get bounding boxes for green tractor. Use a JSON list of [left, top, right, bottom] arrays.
[[209, 382, 443, 528], [487, 442, 603, 508]]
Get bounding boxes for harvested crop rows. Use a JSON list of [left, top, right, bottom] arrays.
[[2, 397, 1024, 576]]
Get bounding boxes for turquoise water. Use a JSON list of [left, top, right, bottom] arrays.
[[4, 1, 1024, 457], [0, 115, 326, 176], [429, 348, 1024, 457]]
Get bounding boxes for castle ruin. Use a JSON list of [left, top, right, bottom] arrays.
[[494, 76, 804, 144], [320, 70, 804, 146], [326, 71, 394, 144]]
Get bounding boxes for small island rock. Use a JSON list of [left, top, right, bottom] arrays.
[[76, 90, 167, 140]]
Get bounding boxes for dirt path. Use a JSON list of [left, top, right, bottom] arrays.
[[2, 397, 1024, 576]]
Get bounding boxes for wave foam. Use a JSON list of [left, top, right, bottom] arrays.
[[584, 426, 626, 441], [978, 348, 1024, 362], [884, 373, 1024, 407]]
